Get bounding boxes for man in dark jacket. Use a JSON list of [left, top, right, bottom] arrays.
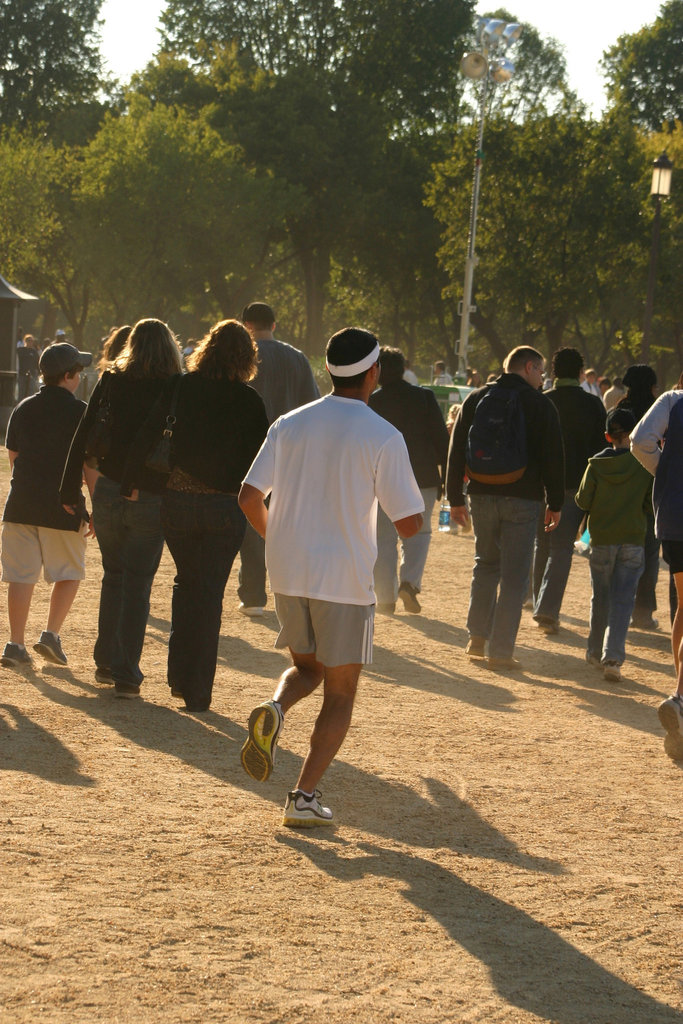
[[370, 347, 449, 614], [532, 347, 606, 634], [446, 346, 565, 669]]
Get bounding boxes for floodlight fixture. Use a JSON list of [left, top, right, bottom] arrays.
[[461, 51, 489, 80], [491, 58, 515, 83]]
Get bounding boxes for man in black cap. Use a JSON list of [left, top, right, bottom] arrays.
[[1, 342, 96, 668], [237, 301, 319, 617], [238, 327, 424, 827]]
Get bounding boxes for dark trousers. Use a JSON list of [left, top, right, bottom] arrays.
[[92, 476, 164, 687], [237, 519, 268, 607], [633, 506, 659, 620], [162, 490, 246, 710]]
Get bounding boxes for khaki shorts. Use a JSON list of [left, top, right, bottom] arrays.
[[1, 522, 87, 584], [274, 594, 374, 667]]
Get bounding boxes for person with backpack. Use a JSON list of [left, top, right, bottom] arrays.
[[446, 346, 565, 670]]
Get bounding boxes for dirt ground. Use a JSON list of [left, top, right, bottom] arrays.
[[1, 463, 682, 1023]]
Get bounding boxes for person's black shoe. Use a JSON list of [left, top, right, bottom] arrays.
[[114, 682, 141, 699], [33, 631, 67, 665], [1, 642, 32, 668], [398, 582, 421, 613]]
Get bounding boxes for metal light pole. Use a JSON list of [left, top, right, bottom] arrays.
[[641, 151, 673, 364], [456, 19, 522, 379]]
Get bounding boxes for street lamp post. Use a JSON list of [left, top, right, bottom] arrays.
[[641, 151, 673, 364], [456, 19, 522, 379]]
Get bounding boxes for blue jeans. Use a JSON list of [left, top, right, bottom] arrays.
[[533, 490, 584, 624], [588, 543, 644, 665], [467, 494, 540, 658], [374, 487, 436, 603], [162, 491, 246, 710], [92, 475, 164, 687]]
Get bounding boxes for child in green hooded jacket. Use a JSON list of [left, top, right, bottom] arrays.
[[575, 407, 652, 682]]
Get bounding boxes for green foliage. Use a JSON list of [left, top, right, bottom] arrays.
[[602, 0, 683, 131], [0, 0, 103, 129], [78, 96, 299, 327], [428, 110, 649, 371]]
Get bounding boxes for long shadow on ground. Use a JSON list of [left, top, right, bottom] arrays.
[[279, 831, 683, 1024]]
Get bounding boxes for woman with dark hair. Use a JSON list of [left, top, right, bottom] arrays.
[[97, 325, 132, 375], [618, 364, 659, 628], [123, 319, 268, 712], [631, 371, 683, 760], [61, 318, 183, 697]]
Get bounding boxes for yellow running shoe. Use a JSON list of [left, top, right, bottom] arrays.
[[240, 700, 283, 782]]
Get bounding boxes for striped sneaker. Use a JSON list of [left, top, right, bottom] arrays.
[[240, 700, 283, 782], [282, 789, 334, 828]]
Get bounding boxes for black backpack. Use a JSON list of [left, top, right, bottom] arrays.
[[465, 384, 528, 484]]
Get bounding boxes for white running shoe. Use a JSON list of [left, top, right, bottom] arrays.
[[282, 789, 334, 828], [238, 604, 265, 617], [658, 694, 683, 737]]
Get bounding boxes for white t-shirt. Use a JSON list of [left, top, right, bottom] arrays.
[[244, 395, 424, 604]]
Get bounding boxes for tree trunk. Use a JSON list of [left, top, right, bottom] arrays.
[[299, 247, 330, 356]]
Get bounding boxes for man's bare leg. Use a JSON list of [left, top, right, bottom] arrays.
[[274, 650, 324, 712], [296, 662, 362, 794]]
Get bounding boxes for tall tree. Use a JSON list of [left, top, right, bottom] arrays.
[[602, 0, 683, 131], [159, 0, 474, 351], [79, 95, 297, 327], [428, 110, 647, 369], [0, 0, 104, 129]]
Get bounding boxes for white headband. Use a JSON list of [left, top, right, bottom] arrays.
[[326, 342, 380, 377]]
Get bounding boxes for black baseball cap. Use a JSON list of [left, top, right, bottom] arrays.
[[39, 342, 92, 378]]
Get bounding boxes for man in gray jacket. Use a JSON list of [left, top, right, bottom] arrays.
[[238, 302, 319, 616]]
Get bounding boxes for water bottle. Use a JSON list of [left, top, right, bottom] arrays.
[[438, 499, 451, 532]]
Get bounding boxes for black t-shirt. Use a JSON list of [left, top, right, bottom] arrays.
[[4, 385, 87, 531]]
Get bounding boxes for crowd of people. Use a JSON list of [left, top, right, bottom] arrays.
[[2, 319, 682, 829]]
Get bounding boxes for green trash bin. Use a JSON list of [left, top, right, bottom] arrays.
[[424, 382, 475, 420]]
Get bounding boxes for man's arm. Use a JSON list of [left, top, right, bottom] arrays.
[[238, 483, 268, 538], [7, 449, 17, 471], [394, 512, 423, 539]]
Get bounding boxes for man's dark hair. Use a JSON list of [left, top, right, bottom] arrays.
[[378, 346, 405, 386], [327, 327, 378, 389], [241, 301, 275, 329], [506, 346, 544, 373], [552, 347, 583, 380]]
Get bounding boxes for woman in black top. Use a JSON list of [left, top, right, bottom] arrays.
[[123, 319, 268, 712], [62, 318, 183, 696]]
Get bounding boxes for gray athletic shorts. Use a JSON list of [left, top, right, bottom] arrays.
[[274, 594, 374, 667]]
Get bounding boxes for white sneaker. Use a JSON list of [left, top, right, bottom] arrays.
[[282, 789, 334, 828], [603, 661, 621, 682], [658, 694, 683, 737], [238, 604, 265, 617]]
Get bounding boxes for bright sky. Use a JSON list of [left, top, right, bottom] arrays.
[[99, 0, 665, 115]]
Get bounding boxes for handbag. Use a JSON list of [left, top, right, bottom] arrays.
[[144, 374, 182, 475], [84, 371, 113, 468]]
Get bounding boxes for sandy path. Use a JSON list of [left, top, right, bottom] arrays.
[[1, 466, 682, 1023]]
